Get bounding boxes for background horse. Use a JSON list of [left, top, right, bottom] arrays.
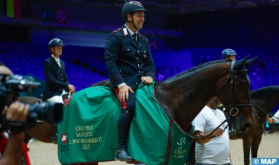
[[229, 85, 279, 165], [21, 57, 255, 165], [17, 96, 54, 144]]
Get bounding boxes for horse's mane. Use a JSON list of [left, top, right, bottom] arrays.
[[251, 86, 279, 99], [160, 60, 227, 83]]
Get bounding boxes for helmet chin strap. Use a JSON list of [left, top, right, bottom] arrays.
[[132, 17, 139, 31], [127, 13, 139, 31]]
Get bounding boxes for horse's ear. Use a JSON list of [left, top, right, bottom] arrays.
[[245, 56, 257, 67], [233, 55, 249, 69]]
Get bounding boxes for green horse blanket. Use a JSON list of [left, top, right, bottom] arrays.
[[58, 83, 193, 165]]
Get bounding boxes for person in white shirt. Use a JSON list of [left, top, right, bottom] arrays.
[[193, 97, 232, 165]]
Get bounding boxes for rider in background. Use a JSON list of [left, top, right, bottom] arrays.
[[43, 38, 75, 103], [267, 110, 279, 124], [222, 48, 237, 60], [43, 38, 75, 143], [104, 1, 155, 161], [193, 97, 232, 165], [267, 110, 279, 133]]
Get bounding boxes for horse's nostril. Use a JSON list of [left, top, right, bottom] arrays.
[[242, 122, 251, 131]]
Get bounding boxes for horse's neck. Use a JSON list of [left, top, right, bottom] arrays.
[[155, 62, 230, 130], [252, 86, 279, 122], [255, 97, 279, 121]]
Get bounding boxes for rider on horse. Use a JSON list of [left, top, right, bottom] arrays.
[[222, 48, 237, 61], [43, 38, 75, 103], [104, 1, 155, 161], [43, 38, 75, 142]]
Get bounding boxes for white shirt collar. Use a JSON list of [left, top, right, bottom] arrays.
[[51, 54, 61, 67], [51, 55, 60, 61], [125, 24, 138, 36]]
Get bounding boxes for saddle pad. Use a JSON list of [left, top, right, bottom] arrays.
[[58, 83, 193, 165]]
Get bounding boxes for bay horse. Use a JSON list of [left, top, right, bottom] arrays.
[[21, 57, 255, 164], [17, 96, 55, 144], [229, 85, 279, 165]]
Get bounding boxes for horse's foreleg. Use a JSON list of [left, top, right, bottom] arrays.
[[242, 137, 252, 165], [25, 122, 54, 143], [251, 135, 262, 158]]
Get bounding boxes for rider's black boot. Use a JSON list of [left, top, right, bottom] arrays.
[[51, 125, 58, 144], [115, 111, 133, 161]]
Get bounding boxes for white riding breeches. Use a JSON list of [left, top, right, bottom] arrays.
[[47, 90, 68, 103]]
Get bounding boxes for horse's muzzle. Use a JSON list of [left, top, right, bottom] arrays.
[[231, 117, 251, 133], [240, 122, 251, 133]]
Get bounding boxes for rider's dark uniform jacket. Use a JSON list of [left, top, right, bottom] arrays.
[[105, 25, 155, 90], [43, 56, 69, 100]]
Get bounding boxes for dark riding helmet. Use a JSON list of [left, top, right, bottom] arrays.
[[121, 1, 146, 21], [222, 48, 237, 59], [48, 38, 65, 52]]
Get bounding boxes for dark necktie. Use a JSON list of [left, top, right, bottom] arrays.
[[132, 33, 137, 44]]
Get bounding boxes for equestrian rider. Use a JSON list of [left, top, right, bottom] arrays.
[[43, 38, 75, 142], [104, 1, 155, 161], [222, 48, 237, 60], [43, 38, 75, 103]]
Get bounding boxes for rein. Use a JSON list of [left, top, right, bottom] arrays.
[[251, 107, 265, 137], [252, 101, 278, 135], [252, 101, 275, 117]]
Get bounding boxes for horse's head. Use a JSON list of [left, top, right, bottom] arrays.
[[217, 56, 257, 133]]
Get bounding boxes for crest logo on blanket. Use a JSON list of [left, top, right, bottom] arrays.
[[173, 137, 187, 159]]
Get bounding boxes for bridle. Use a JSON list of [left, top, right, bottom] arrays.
[[195, 60, 253, 139], [216, 60, 252, 118]]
